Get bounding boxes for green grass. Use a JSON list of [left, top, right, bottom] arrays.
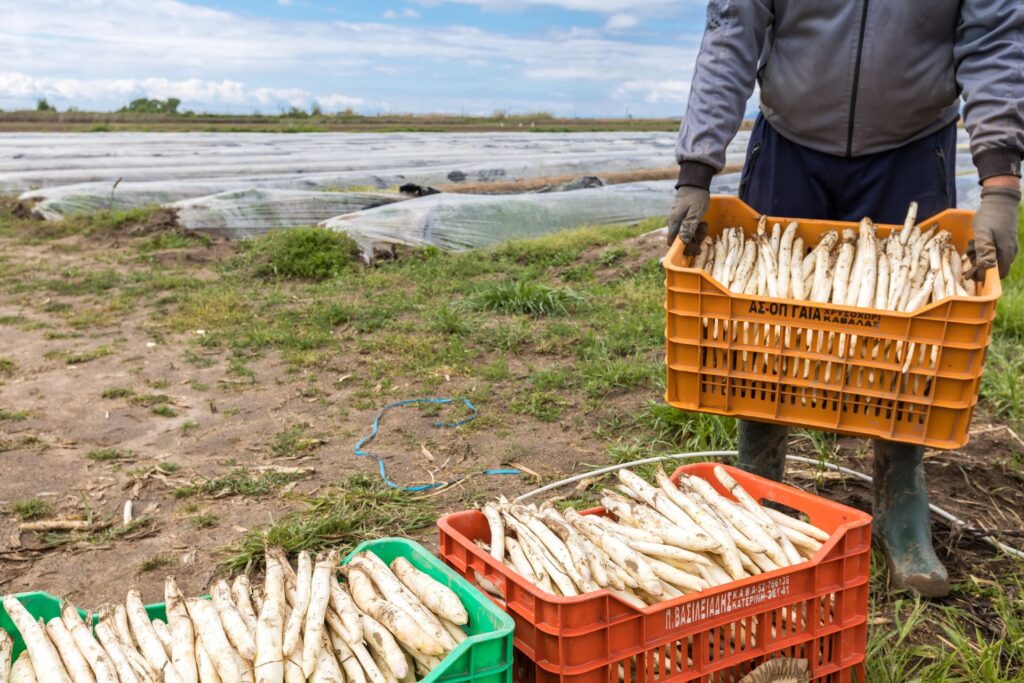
[[44, 346, 113, 365], [623, 401, 737, 453], [139, 553, 174, 573], [246, 227, 360, 280], [151, 405, 177, 417], [101, 387, 134, 399], [0, 408, 29, 421], [129, 393, 170, 407], [10, 498, 52, 521], [270, 423, 325, 457], [0, 358, 15, 377], [472, 280, 584, 317], [190, 513, 219, 529], [222, 474, 436, 571], [867, 576, 1024, 681], [86, 448, 131, 462], [174, 469, 308, 499]]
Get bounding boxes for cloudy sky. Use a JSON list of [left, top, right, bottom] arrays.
[[0, 0, 709, 117]]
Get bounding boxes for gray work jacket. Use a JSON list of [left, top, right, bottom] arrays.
[[675, 0, 1024, 188]]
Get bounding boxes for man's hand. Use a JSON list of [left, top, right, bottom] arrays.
[[667, 186, 710, 247], [973, 176, 1021, 279]]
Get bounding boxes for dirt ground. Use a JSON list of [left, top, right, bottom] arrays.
[[1, 208, 1021, 626]]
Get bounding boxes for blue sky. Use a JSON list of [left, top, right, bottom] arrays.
[[0, 0, 709, 117]]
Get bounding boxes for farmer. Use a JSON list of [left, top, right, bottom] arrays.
[[668, 0, 1023, 597]]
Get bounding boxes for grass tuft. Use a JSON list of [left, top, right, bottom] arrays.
[[86, 448, 131, 462], [246, 227, 360, 281], [11, 498, 52, 521], [175, 468, 307, 499], [270, 423, 325, 457], [472, 280, 583, 317], [222, 474, 435, 571]]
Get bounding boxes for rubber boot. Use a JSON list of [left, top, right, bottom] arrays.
[[736, 420, 789, 482], [873, 440, 950, 598]]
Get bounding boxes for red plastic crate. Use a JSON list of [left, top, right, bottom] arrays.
[[438, 464, 871, 683]]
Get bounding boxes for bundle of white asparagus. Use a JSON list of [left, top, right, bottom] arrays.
[[691, 202, 977, 308], [478, 467, 829, 607], [1, 548, 470, 683]]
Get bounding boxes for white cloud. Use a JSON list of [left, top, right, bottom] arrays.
[[604, 13, 638, 31], [415, 0, 674, 11], [612, 79, 691, 104], [384, 7, 420, 19], [0, 72, 367, 113], [0, 0, 702, 116], [277, 0, 293, 5]]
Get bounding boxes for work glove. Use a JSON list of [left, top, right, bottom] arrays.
[[667, 185, 710, 248], [972, 185, 1020, 280]]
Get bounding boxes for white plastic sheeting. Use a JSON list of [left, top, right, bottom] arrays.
[[2, 131, 704, 194], [171, 189, 405, 238], [320, 180, 675, 251]]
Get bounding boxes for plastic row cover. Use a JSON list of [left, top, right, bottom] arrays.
[[319, 179, 681, 251], [22, 153, 680, 219], [171, 189, 405, 238]]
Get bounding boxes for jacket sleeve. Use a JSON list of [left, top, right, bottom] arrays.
[[675, 0, 774, 189], [955, 0, 1024, 180]]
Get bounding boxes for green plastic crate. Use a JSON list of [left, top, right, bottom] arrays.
[[3, 538, 513, 683], [1, 592, 167, 663], [344, 538, 514, 683]]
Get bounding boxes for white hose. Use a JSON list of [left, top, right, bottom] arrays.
[[515, 450, 1024, 561]]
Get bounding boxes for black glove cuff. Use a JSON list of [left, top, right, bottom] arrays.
[[676, 161, 716, 190], [974, 148, 1023, 182]]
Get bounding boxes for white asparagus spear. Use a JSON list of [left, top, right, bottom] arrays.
[[302, 550, 339, 678], [255, 551, 285, 683], [347, 568, 443, 659], [230, 577, 259, 637], [481, 504, 505, 564], [391, 556, 468, 626], [0, 630, 11, 683], [355, 609, 410, 680], [711, 466, 780, 537], [310, 637, 344, 683], [111, 606, 135, 651], [210, 580, 257, 661], [776, 222, 798, 297], [9, 656, 35, 683], [194, 639, 220, 683], [1, 596, 64, 683], [283, 551, 312, 658], [60, 603, 118, 683], [93, 617, 142, 683], [164, 578, 198, 683], [762, 508, 830, 542], [126, 589, 181, 682], [347, 553, 456, 651], [45, 617, 94, 683], [327, 631, 366, 683], [184, 599, 240, 683], [328, 581, 362, 645], [617, 470, 720, 550], [503, 537, 541, 585], [151, 621, 172, 658]]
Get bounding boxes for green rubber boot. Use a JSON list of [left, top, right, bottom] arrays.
[[873, 440, 950, 598], [736, 420, 789, 482]]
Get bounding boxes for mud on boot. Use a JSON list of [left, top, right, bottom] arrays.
[[873, 440, 950, 598]]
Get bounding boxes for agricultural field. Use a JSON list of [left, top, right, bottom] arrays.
[[0, 195, 1022, 679]]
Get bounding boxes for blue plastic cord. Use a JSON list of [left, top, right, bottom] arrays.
[[354, 397, 521, 491]]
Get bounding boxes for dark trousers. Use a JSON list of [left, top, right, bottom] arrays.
[[734, 115, 958, 479], [740, 114, 957, 223]]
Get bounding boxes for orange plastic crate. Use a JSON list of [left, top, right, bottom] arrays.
[[664, 196, 1001, 449], [437, 464, 871, 683]]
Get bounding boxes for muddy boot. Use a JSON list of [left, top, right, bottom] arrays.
[[736, 420, 789, 482], [873, 440, 950, 598]]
